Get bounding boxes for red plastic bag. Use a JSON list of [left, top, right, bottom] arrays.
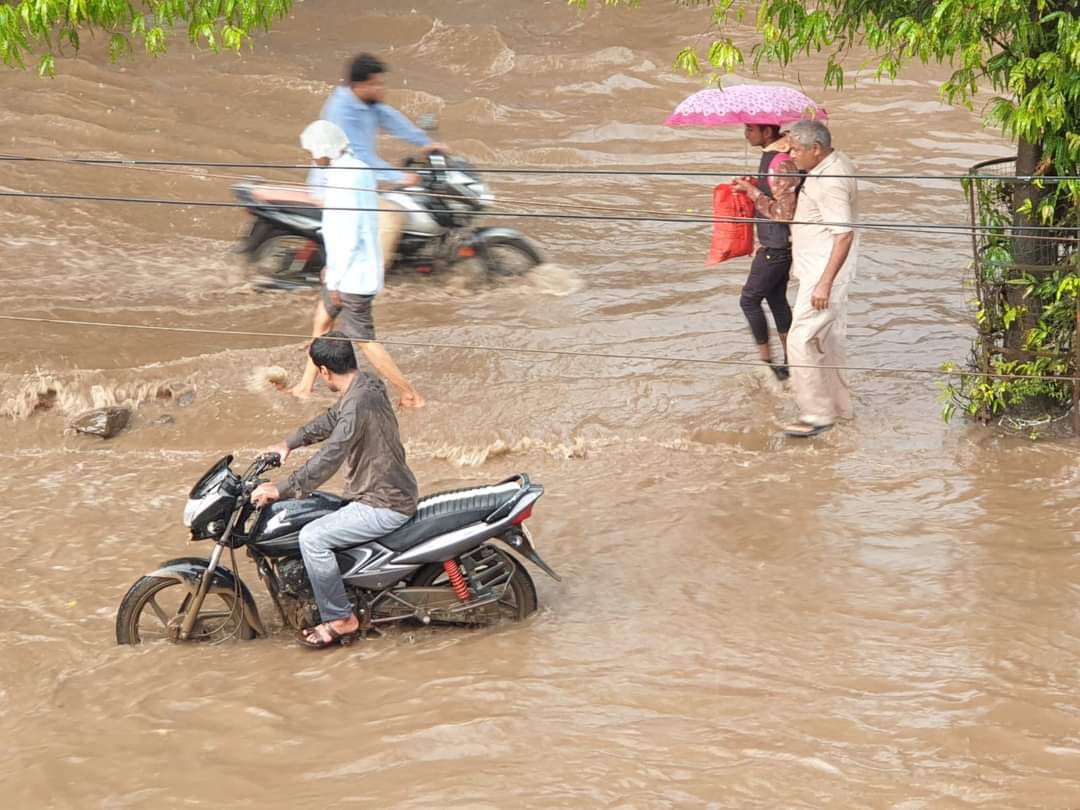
[[708, 182, 755, 265]]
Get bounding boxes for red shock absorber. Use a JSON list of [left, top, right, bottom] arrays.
[[443, 559, 470, 601]]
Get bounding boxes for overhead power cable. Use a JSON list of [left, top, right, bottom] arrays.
[[1, 152, 1073, 182], [3, 188, 1078, 242], [1, 314, 1076, 384]]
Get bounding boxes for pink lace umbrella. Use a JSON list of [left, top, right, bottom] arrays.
[[665, 85, 827, 127]]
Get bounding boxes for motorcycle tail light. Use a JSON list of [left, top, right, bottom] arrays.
[[511, 504, 533, 525]]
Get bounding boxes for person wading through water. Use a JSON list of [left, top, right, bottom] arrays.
[[289, 120, 424, 407], [737, 123, 800, 381], [735, 120, 858, 437]]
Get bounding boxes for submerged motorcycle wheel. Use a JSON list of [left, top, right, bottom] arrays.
[[480, 236, 543, 278], [251, 234, 322, 289], [412, 548, 539, 624], [115, 576, 255, 645]]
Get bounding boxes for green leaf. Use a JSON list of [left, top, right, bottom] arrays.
[[36, 52, 54, 77], [108, 32, 127, 62], [3, 0, 293, 72]]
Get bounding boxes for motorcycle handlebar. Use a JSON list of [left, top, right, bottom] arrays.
[[256, 452, 282, 469], [402, 152, 448, 169], [241, 453, 281, 486]]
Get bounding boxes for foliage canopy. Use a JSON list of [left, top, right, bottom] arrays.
[[0, 0, 292, 76]]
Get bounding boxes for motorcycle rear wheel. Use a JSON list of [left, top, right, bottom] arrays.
[[251, 233, 323, 288], [115, 576, 255, 645], [412, 548, 539, 624]]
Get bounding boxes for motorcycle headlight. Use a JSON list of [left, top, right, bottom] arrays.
[[184, 491, 235, 539], [183, 491, 221, 528]]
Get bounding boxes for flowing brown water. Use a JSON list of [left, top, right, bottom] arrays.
[[2, 2, 1079, 807]]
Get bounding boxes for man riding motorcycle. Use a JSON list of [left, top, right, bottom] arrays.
[[252, 331, 419, 649], [318, 52, 449, 269]]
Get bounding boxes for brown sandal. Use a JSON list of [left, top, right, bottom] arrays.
[[296, 622, 359, 649]]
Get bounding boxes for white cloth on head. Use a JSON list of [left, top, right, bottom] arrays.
[[300, 120, 350, 161]]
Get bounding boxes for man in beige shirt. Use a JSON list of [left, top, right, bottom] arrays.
[[735, 120, 857, 436]]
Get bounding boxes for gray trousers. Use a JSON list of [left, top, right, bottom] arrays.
[[298, 501, 410, 623]]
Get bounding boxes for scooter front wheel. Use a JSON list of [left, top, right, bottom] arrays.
[[115, 575, 255, 645]]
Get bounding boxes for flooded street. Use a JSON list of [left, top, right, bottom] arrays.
[[2, 1, 1080, 806]]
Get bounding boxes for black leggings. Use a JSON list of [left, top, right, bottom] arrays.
[[740, 247, 793, 345]]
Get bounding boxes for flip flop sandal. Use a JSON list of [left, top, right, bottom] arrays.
[[296, 623, 360, 650], [783, 421, 833, 438], [766, 362, 790, 382]]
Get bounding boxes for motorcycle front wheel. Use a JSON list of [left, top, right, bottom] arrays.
[[115, 576, 255, 644], [477, 235, 544, 278]]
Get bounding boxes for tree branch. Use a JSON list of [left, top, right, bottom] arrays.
[[981, 26, 1015, 59]]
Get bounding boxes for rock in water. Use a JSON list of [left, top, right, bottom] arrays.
[[70, 407, 130, 438]]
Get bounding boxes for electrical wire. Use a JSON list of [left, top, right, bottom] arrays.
[[4, 188, 1078, 241], [1, 314, 1076, 384], [1, 152, 1074, 181]]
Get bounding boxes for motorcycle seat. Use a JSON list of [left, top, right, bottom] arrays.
[[378, 479, 524, 553]]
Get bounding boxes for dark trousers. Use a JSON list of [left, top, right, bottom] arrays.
[[740, 247, 793, 346]]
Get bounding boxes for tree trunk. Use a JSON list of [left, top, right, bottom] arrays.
[[1006, 136, 1052, 349]]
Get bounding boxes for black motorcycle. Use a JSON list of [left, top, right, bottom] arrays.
[[115, 453, 559, 644], [233, 153, 545, 290]]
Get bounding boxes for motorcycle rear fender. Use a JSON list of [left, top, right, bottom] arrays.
[[149, 556, 266, 637], [495, 526, 562, 582]]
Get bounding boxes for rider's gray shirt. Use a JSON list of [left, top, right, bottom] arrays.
[[276, 373, 418, 517]]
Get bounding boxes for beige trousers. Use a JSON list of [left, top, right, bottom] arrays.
[[787, 279, 853, 426], [378, 198, 406, 271]]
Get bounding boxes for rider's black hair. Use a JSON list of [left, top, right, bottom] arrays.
[[309, 331, 358, 375], [348, 53, 387, 84]]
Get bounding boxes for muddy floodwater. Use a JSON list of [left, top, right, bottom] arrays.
[[2, 1, 1079, 807]]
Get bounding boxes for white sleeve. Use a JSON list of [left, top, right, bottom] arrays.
[[307, 166, 328, 202]]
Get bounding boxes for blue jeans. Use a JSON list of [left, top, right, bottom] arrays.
[[298, 502, 410, 623]]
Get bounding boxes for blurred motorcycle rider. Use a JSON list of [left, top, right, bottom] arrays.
[[319, 53, 448, 271]]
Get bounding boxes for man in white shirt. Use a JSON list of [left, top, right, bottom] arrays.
[[784, 120, 857, 436], [737, 120, 857, 437], [290, 120, 423, 407]]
